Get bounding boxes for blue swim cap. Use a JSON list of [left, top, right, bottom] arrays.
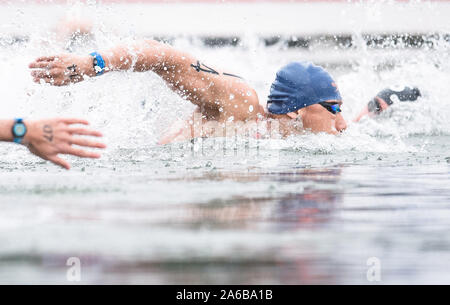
[[267, 61, 342, 115]]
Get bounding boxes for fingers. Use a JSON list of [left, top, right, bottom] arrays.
[[29, 56, 58, 69], [29, 61, 55, 69], [69, 137, 106, 149], [31, 68, 65, 86], [67, 127, 103, 137], [36, 56, 58, 62], [48, 155, 71, 170], [61, 119, 104, 138], [353, 106, 370, 122], [32, 77, 67, 86], [61, 118, 90, 125], [30, 54, 88, 86], [31, 69, 62, 79], [32, 76, 58, 85], [63, 146, 101, 159]]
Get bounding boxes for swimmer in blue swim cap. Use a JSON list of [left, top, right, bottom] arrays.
[[30, 40, 347, 143], [267, 61, 347, 133]]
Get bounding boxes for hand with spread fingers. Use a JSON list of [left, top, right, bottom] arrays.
[[29, 54, 95, 86], [23, 118, 106, 169]]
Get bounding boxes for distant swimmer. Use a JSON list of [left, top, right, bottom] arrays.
[[0, 118, 105, 169], [29, 40, 347, 144], [354, 86, 421, 122]]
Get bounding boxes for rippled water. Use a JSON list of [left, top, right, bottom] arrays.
[[1, 2, 450, 284]]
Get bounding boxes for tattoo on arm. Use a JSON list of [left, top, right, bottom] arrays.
[[43, 125, 53, 142], [191, 61, 219, 75], [190, 61, 242, 79]]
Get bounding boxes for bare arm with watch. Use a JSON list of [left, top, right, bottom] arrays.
[[0, 118, 106, 169]]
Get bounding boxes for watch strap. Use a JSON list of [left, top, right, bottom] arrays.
[[12, 118, 26, 144], [90, 52, 106, 76]]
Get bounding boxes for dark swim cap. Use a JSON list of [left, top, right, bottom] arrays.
[[267, 61, 342, 115], [367, 86, 421, 113]]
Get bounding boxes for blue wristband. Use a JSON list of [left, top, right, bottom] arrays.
[[90, 52, 106, 76]]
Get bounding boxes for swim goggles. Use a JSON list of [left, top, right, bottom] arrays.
[[319, 102, 341, 114]]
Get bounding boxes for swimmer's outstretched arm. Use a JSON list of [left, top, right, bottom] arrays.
[[30, 40, 261, 121], [0, 118, 106, 169]]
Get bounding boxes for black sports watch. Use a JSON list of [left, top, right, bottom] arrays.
[[12, 118, 27, 144]]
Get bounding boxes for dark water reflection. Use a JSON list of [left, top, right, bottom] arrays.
[[1, 159, 450, 284]]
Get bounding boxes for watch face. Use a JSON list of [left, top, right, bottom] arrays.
[[13, 123, 27, 137]]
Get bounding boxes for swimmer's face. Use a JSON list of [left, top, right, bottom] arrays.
[[375, 97, 390, 112], [285, 100, 346, 132], [354, 96, 390, 122]]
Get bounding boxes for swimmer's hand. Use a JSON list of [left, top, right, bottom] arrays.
[[29, 55, 95, 86], [23, 118, 106, 170]]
